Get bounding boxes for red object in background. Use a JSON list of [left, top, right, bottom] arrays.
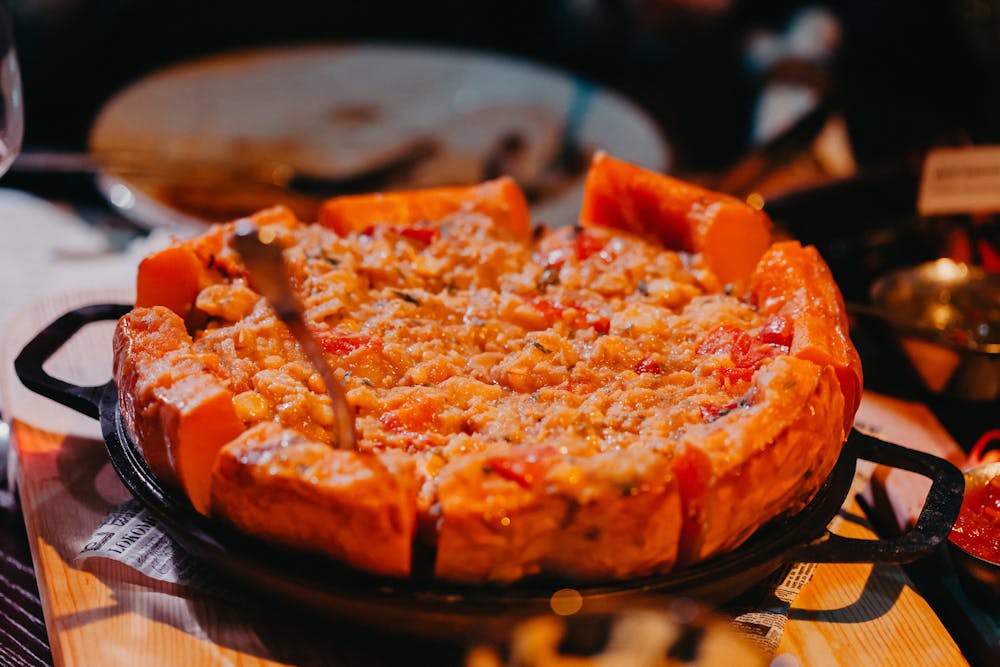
[[949, 475, 1000, 564], [978, 238, 1000, 273], [943, 216, 1000, 273], [967, 430, 1000, 467], [944, 227, 974, 265], [947, 428, 1000, 567]]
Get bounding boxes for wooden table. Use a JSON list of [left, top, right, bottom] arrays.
[[0, 290, 977, 666], [777, 497, 967, 666]]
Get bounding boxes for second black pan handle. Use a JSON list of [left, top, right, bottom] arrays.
[[13, 303, 132, 419], [790, 431, 964, 564]]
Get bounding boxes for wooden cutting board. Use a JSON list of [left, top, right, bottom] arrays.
[[2, 290, 970, 666]]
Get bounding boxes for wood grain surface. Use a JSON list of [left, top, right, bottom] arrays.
[[775, 498, 968, 666]]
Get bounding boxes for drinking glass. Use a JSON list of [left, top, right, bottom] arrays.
[[0, 0, 21, 492], [0, 1, 22, 176]]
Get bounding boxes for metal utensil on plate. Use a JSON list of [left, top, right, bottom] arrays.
[[12, 139, 438, 197], [854, 258, 1000, 400], [231, 221, 357, 450]]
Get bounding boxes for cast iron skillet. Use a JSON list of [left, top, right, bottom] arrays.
[[15, 304, 965, 639]]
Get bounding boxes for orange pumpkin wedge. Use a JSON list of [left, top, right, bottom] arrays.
[[749, 241, 864, 433], [135, 205, 300, 318], [580, 151, 772, 290], [212, 423, 419, 578], [135, 244, 208, 317], [319, 176, 531, 240], [113, 306, 246, 515]]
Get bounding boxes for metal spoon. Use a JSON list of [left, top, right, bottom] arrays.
[[231, 221, 357, 450]]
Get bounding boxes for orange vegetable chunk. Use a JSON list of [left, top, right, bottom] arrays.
[[318, 176, 531, 240], [135, 205, 301, 318], [750, 241, 863, 433], [114, 306, 246, 515], [135, 244, 208, 317], [434, 448, 681, 582], [161, 375, 246, 515], [212, 423, 418, 578], [579, 152, 772, 288]]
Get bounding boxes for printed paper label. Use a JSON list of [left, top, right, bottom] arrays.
[[919, 146, 1000, 215]]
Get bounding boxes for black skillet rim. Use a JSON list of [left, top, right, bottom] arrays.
[[97, 380, 859, 614]]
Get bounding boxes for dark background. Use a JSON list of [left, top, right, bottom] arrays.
[[9, 0, 999, 173]]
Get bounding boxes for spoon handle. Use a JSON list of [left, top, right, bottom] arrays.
[[231, 222, 357, 451]]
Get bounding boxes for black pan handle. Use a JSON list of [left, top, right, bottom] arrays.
[[13, 303, 132, 420], [790, 430, 964, 564]]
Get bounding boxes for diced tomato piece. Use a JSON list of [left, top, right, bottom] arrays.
[[317, 333, 381, 355], [568, 309, 609, 334], [486, 446, 558, 488], [719, 366, 755, 385], [700, 323, 786, 385], [360, 225, 439, 245], [698, 325, 743, 356], [574, 230, 607, 260], [379, 396, 440, 433], [757, 315, 793, 348], [587, 314, 611, 335], [699, 399, 738, 422], [635, 358, 661, 374], [529, 296, 564, 324], [399, 227, 440, 245], [736, 344, 776, 369], [530, 296, 608, 334]]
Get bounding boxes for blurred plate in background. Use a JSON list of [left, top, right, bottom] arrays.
[[88, 43, 669, 231]]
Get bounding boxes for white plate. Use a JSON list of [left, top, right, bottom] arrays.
[[89, 43, 669, 231]]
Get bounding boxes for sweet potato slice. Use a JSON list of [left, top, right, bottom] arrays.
[[579, 152, 772, 289], [211, 422, 418, 578], [318, 176, 531, 240], [750, 241, 863, 433], [113, 306, 245, 514]]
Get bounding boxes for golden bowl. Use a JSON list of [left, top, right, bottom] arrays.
[[947, 461, 1000, 612], [870, 258, 1000, 400]]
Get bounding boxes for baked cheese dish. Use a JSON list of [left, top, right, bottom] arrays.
[[113, 153, 862, 582]]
